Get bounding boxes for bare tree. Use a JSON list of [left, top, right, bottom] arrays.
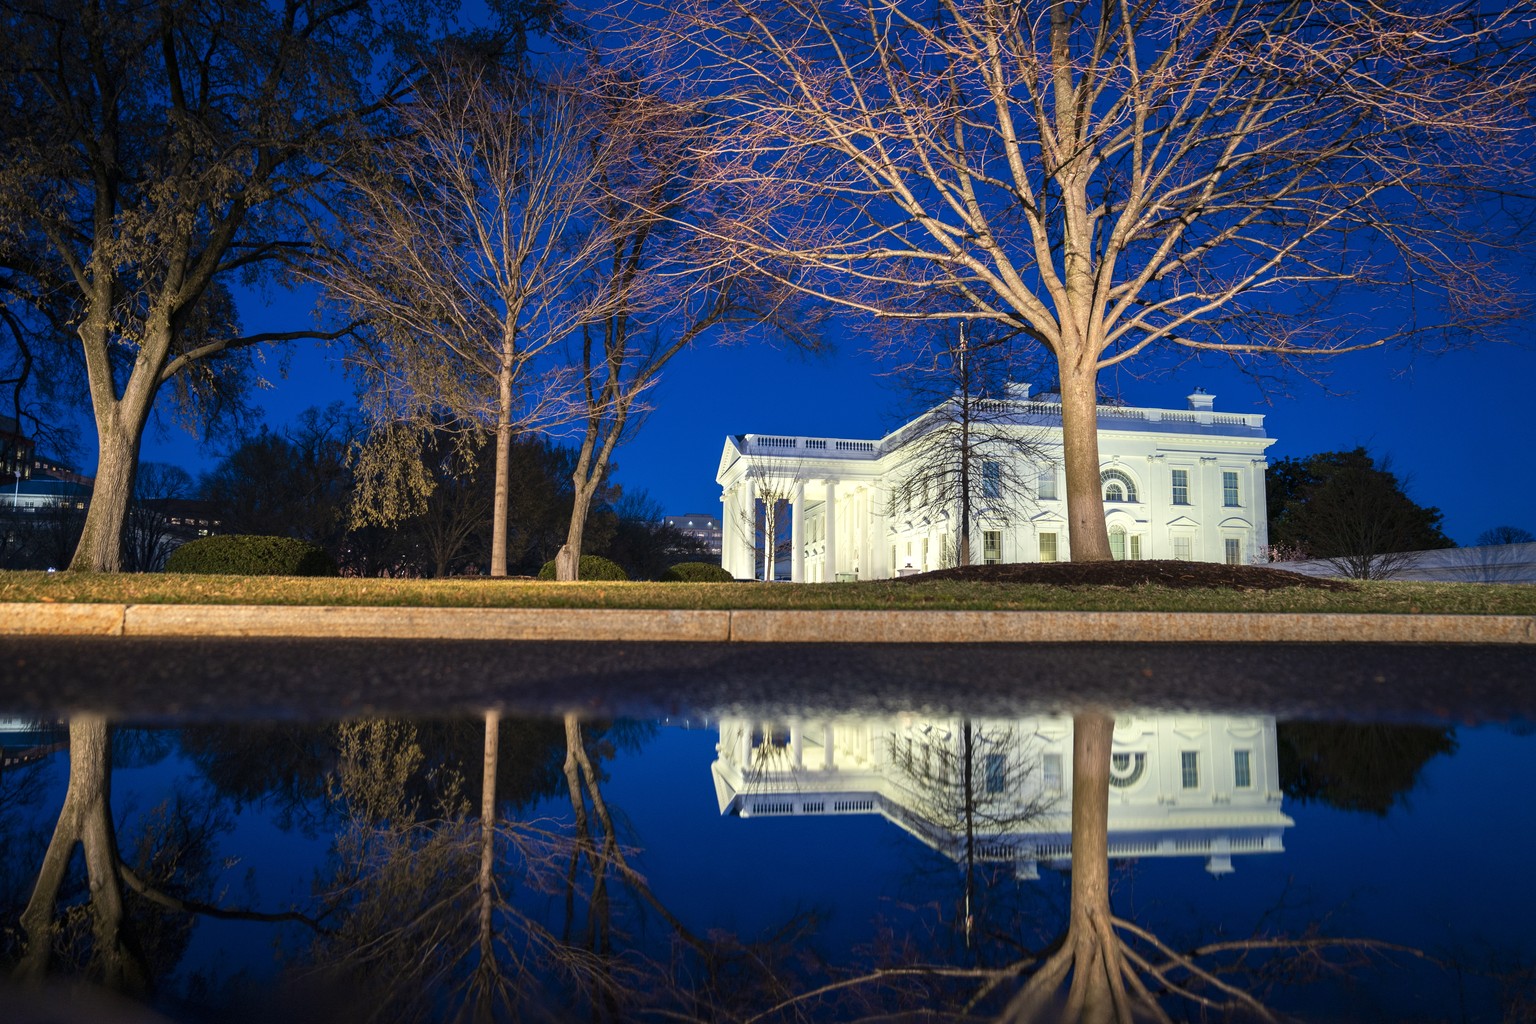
[[553, 70, 818, 581], [1478, 525, 1534, 547], [318, 54, 605, 577], [884, 324, 1047, 567], [0, 0, 423, 571], [627, 0, 1536, 561]]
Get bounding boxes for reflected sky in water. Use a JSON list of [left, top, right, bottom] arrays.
[[0, 710, 1530, 1023]]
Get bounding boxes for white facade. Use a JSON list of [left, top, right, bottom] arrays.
[[711, 713, 1292, 878], [716, 385, 1277, 580]]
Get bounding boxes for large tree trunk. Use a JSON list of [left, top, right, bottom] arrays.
[[15, 715, 148, 993], [556, 478, 599, 582], [1062, 711, 1117, 1022], [490, 364, 513, 577], [474, 710, 500, 1023], [1058, 366, 1112, 562], [1003, 711, 1127, 1023], [69, 393, 154, 573]]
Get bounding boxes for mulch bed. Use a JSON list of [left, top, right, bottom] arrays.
[[892, 559, 1356, 591]]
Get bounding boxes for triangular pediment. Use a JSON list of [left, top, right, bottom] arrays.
[[1030, 509, 1066, 524], [717, 437, 745, 483], [1166, 515, 1200, 528]]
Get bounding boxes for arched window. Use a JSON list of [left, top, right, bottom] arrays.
[[1109, 752, 1146, 789], [1101, 469, 1138, 503]]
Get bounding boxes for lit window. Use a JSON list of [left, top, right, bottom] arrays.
[[1039, 532, 1057, 562], [982, 460, 1001, 499], [1043, 753, 1063, 793], [1233, 750, 1252, 789], [1171, 469, 1190, 505], [1225, 538, 1242, 565], [983, 530, 1002, 565], [1172, 536, 1192, 561], [1181, 751, 1199, 789], [1130, 535, 1142, 560], [1038, 464, 1058, 500], [985, 753, 1006, 793], [1101, 469, 1138, 502], [1223, 471, 1240, 507]]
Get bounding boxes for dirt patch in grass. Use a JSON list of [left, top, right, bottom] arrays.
[[895, 559, 1356, 591]]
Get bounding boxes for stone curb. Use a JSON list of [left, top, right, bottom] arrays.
[[1, 603, 1532, 644]]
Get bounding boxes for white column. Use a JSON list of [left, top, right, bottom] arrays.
[[1200, 456, 1218, 562], [791, 479, 806, 582], [1252, 458, 1269, 558], [823, 723, 836, 769], [791, 722, 804, 768], [869, 482, 888, 578], [720, 487, 736, 575], [824, 479, 839, 581]]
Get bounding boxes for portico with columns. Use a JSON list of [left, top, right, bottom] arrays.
[[716, 385, 1276, 580]]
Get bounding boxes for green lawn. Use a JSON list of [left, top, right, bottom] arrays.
[[1, 570, 1532, 615]]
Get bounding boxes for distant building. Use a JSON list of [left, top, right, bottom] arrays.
[[0, 416, 34, 486], [717, 384, 1277, 580], [664, 512, 722, 559], [712, 712, 1291, 878]]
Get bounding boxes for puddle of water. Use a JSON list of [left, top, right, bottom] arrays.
[[0, 707, 1529, 1022]]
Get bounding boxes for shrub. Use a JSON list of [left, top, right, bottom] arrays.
[[165, 535, 338, 577], [662, 561, 734, 583], [537, 554, 629, 581]]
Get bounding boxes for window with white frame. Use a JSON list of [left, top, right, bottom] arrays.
[[1180, 751, 1200, 789], [1223, 471, 1240, 507], [1038, 532, 1058, 562], [1172, 535, 1193, 561], [1224, 537, 1242, 565], [1101, 468, 1138, 503], [1037, 464, 1058, 500], [1043, 752, 1064, 793], [982, 460, 1001, 499], [1130, 535, 1142, 559], [1171, 468, 1190, 505], [1109, 525, 1127, 560], [983, 530, 1002, 564], [1233, 750, 1252, 789]]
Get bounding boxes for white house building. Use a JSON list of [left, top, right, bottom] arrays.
[[711, 712, 1292, 878], [716, 385, 1277, 580]]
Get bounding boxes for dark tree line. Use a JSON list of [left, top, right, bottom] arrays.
[[195, 407, 706, 578], [1266, 448, 1454, 579]]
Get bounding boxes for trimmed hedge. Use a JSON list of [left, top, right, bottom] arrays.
[[537, 554, 629, 581], [662, 561, 735, 583], [165, 535, 338, 577]]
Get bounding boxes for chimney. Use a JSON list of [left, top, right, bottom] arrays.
[[1186, 388, 1215, 411], [1005, 381, 1032, 400]]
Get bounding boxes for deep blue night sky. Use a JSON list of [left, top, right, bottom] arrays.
[[118, 278, 1536, 547]]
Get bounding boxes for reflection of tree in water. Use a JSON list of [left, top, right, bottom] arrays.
[[4, 713, 1464, 1022], [1278, 721, 1457, 816], [884, 718, 1054, 953], [304, 712, 695, 1023], [5, 718, 319, 1000], [751, 712, 1424, 1024]]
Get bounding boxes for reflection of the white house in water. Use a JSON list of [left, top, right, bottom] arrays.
[[712, 714, 1292, 878]]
